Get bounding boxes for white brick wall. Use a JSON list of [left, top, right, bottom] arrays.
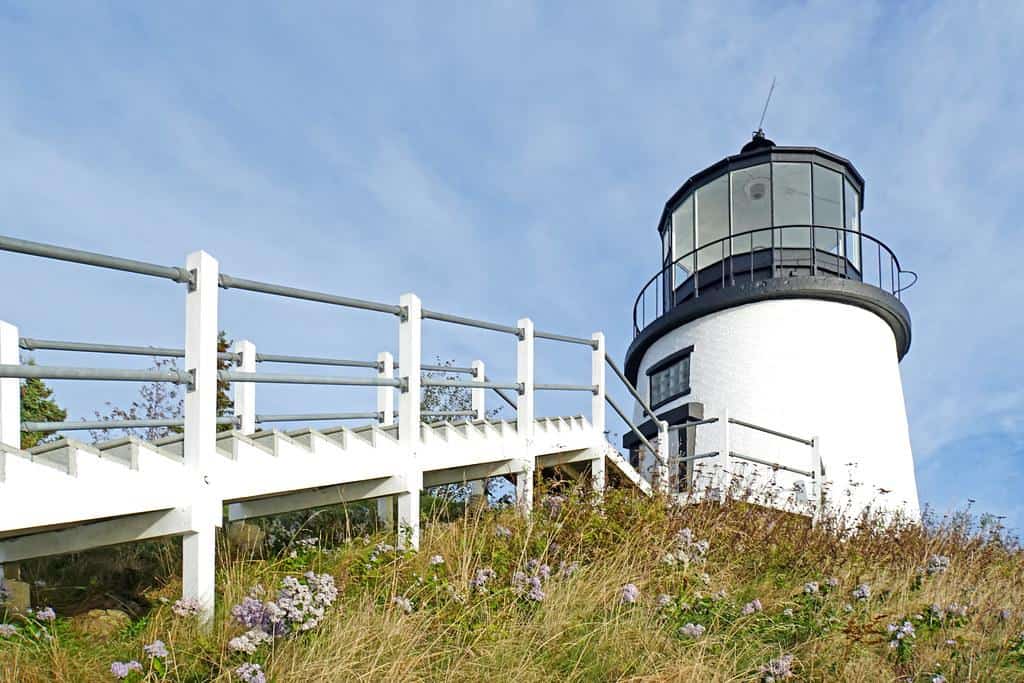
[[633, 299, 920, 519]]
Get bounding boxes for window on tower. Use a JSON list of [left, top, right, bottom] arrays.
[[647, 346, 693, 408]]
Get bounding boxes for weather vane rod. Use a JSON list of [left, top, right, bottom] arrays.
[[756, 76, 776, 135]]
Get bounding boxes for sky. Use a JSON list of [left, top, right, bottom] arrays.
[[0, 2, 1021, 530]]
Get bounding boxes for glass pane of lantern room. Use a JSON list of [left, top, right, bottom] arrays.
[[813, 165, 843, 256], [672, 197, 694, 285], [772, 162, 811, 249], [696, 175, 729, 270], [731, 163, 772, 254], [844, 179, 861, 273]]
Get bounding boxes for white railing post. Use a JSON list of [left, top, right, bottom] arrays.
[[810, 436, 822, 520], [515, 318, 534, 514], [471, 360, 486, 421], [468, 359, 487, 508], [232, 340, 256, 435], [0, 321, 19, 449], [182, 251, 220, 625], [590, 333, 606, 436], [717, 408, 730, 502], [397, 294, 421, 550], [376, 351, 395, 530], [657, 420, 670, 495]]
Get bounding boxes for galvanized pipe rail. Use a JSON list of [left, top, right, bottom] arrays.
[[421, 410, 476, 418], [534, 330, 598, 348], [668, 417, 720, 431], [678, 451, 719, 464], [0, 363, 192, 385], [604, 393, 659, 461], [420, 309, 522, 337], [255, 412, 379, 424], [23, 417, 237, 432], [534, 383, 598, 394], [0, 235, 192, 285], [421, 377, 521, 392], [219, 370, 400, 387], [255, 353, 379, 369], [218, 273, 402, 316], [485, 374, 518, 410], [727, 418, 813, 446], [729, 451, 813, 478], [604, 353, 660, 425], [18, 337, 240, 363]]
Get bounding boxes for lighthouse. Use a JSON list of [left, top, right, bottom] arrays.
[[623, 132, 920, 519]]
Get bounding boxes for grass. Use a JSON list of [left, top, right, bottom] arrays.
[[1, 486, 1023, 682]]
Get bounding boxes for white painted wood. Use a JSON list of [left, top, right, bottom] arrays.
[[516, 318, 534, 446], [376, 351, 395, 529], [0, 321, 19, 449], [591, 332, 605, 437], [182, 250, 220, 624], [472, 359, 485, 420], [233, 340, 256, 435], [397, 294, 421, 549]]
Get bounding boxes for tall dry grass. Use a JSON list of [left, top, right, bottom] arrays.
[[1, 487, 1022, 682]]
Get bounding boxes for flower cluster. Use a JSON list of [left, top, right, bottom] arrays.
[[171, 598, 202, 618], [512, 572, 546, 602], [470, 567, 497, 592], [620, 583, 640, 604], [0, 624, 18, 637], [760, 654, 794, 681], [852, 583, 871, 601], [558, 561, 580, 578], [235, 662, 266, 683], [803, 581, 819, 595], [429, 554, 445, 566], [110, 661, 142, 679], [494, 525, 513, 539], [926, 555, 951, 576], [656, 593, 674, 609], [662, 528, 710, 566], [229, 572, 338, 654], [391, 596, 414, 614], [143, 640, 168, 659], [887, 620, 916, 648], [31, 606, 56, 622], [742, 598, 763, 615], [679, 622, 705, 638], [541, 494, 566, 517]]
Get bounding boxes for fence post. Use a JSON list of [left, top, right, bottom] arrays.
[[181, 251, 220, 626], [233, 340, 256, 435], [468, 359, 487, 507], [376, 351, 395, 530], [590, 334, 606, 496], [717, 408, 730, 502], [657, 420, 670, 495], [0, 321, 19, 449], [516, 318, 534, 514], [396, 294, 421, 550], [810, 436, 822, 521]]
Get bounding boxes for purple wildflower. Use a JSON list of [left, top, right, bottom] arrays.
[[143, 639, 168, 659], [228, 629, 272, 654], [742, 598, 763, 615], [559, 561, 580, 578], [760, 654, 794, 681], [932, 676, 947, 683], [494, 525, 513, 539], [541, 494, 566, 517], [825, 576, 840, 588], [886, 620, 915, 648], [171, 597, 201, 617], [110, 661, 142, 679], [656, 594, 673, 609], [34, 606, 56, 622], [926, 555, 951, 575], [0, 624, 18, 637], [803, 581, 819, 595], [679, 622, 706, 638], [235, 662, 266, 683], [392, 596, 414, 614], [470, 567, 497, 592], [620, 583, 640, 604], [852, 583, 871, 601], [997, 608, 1012, 622], [429, 554, 445, 566]]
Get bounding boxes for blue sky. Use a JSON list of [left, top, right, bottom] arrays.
[[1, 3, 1021, 530]]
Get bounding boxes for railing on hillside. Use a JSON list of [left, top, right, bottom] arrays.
[[633, 225, 918, 336]]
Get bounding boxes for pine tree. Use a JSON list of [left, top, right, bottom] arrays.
[[20, 372, 67, 450]]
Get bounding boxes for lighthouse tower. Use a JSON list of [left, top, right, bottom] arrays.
[[623, 132, 920, 519]]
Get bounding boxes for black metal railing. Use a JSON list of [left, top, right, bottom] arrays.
[[633, 225, 917, 337]]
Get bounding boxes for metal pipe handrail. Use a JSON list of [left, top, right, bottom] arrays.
[[420, 309, 522, 337], [668, 417, 720, 431], [729, 451, 813, 478], [394, 362, 476, 375], [605, 393, 661, 463], [604, 353, 660, 425], [218, 370, 400, 387], [22, 416, 238, 432], [218, 273, 402, 316], [534, 383, 598, 394], [534, 330, 599, 348], [0, 235, 192, 285], [727, 418, 813, 446], [255, 412, 379, 423], [421, 410, 476, 418], [678, 451, 718, 464], [632, 224, 915, 336], [255, 353, 379, 369], [0, 364, 192, 384], [485, 374, 518, 410], [17, 337, 240, 363], [421, 377, 521, 392]]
